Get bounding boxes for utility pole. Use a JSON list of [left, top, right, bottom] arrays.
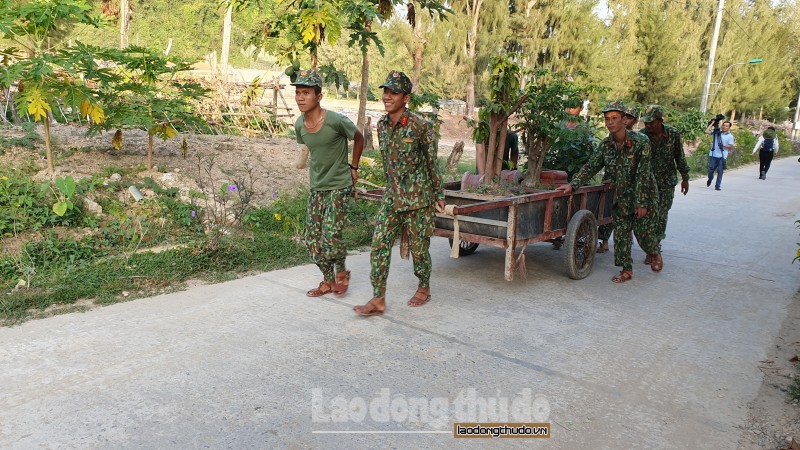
[[220, 0, 233, 82], [700, 0, 725, 114]]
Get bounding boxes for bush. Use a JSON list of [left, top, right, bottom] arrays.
[[0, 172, 83, 237], [667, 108, 708, 142]]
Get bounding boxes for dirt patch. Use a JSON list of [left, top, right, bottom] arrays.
[[738, 290, 800, 449]]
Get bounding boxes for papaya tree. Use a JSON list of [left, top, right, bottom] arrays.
[[0, 0, 110, 177], [92, 46, 207, 171]]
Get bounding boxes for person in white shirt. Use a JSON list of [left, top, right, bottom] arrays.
[[752, 126, 779, 180], [705, 120, 735, 191]]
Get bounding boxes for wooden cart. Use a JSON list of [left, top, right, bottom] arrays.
[[358, 181, 614, 281]]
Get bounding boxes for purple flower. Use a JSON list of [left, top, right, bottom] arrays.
[[271, 192, 278, 200], [191, 210, 196, 218], [227, 184, 238, 193]]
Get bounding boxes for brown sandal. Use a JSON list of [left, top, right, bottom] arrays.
[[650, 255, 663, 272], [333, 270, 351, 296], [307, 281, 334, 297], [644, 254, 653, 265], [407, 289, 431, 307], [353, 297, 385, 316], [611, 271, 633, 283]]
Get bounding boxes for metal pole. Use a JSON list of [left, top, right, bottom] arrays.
[[701, 0, 725, 114]]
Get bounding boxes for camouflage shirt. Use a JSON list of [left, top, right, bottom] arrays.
[[570, 130, 657, 216], [642, 124, 690, 187], [377, 109, 445, 212]]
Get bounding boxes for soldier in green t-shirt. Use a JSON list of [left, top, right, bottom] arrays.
[[292, 69, 364, 297]]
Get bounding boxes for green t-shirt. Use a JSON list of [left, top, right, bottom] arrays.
[[295, 111, 358, 191]]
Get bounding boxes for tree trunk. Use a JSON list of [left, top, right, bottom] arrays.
[[464, 0, 482, 118], [148, 131, 154, 171], [43, 117, 54, 177], [119, 0, 129, 49], [220, 1, 233, 82], [465, 71, 475, 119], [357, 20, 371, 132], [363, 116, 373, 152], [483, 115, 507, 184], [412, 3, 425, 91], [523, 135, 549, 188]]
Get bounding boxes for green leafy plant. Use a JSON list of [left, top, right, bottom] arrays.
[[51, 175, 76, 217], [0, 0, 111, 177]]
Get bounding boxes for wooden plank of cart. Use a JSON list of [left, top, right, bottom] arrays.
[[357, 179, 614, 281]]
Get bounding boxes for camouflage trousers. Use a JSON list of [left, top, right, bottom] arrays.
[[370, 203, 435, 297], [612, 209, 638, 272], [598, 223, 614, 241], [303, 187, 352, 282], [634, 183, 675, 255]]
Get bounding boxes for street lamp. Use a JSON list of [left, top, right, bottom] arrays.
[[702, 58, 763, 113]]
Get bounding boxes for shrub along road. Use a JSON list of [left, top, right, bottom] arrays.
[[1, 158, 799, 448]]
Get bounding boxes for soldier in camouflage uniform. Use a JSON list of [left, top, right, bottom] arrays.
[[597, 103, 642, 254], [637, 105, 690, 272], [353, 71, 445, 316], [556, 101, 657, 283], [292, 69, 365, 297]]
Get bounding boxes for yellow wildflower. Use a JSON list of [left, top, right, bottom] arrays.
[[1, 176, 7, 180], [274, 213, 282, 221]]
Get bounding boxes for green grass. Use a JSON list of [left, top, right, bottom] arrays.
[[0, 177, 380, 325]]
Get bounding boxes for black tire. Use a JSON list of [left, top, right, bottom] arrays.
[[564, 209, 597, 280], [448, 239, 479, 256]]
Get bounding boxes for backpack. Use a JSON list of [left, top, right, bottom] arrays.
[[762, 138, 775, 151]]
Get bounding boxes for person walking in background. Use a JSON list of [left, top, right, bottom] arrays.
[[292, 69, 365, 297], [706, 119, 735, 191], [638, 105, 690, 273], [752, 126, 779, 180], [556, 101, 657, 283], [353, 71, 445, 316]]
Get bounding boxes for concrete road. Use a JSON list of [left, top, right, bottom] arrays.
[[2, 158, 799, 449]]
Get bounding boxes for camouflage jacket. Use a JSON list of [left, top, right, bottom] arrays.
[[570, 130, 657, 216], [642, 124, 690, 187], [377, 109, 445, 212]]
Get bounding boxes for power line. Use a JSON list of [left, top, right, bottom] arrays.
[[723, 7, 768, 57]]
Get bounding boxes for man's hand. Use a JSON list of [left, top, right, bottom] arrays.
[[435, 200, 446, 214], [556, 184, 573, 194], [350, 168, 359, 185], [636, 207, 647, 219], [681, 179, 689, 195]]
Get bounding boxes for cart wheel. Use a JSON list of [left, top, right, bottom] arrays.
[[564, 209, 597, 280], [448, 239, 479, 256]]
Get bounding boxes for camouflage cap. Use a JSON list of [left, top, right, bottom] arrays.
[[641, 105, 665, 123], [379, 70, 412, 94], [601, 100, 626, 114], [290, 69, 322, 88], [624, 105, 639, 119]]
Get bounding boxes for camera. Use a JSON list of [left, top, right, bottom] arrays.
[[709, 113, 726, 127]]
